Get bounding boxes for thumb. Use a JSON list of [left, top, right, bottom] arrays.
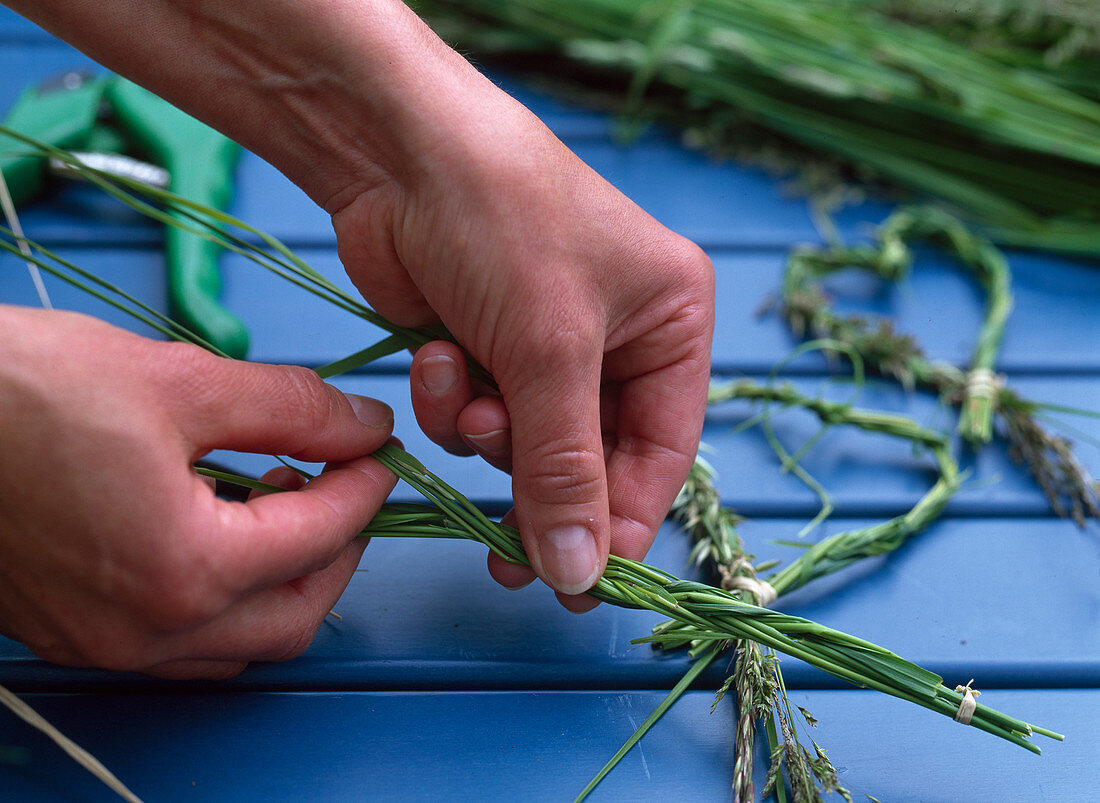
[[504, 353, 609, 597], [170, 352, 393, 460]]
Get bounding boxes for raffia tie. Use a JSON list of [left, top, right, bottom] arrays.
[[724, 575, 778, 607], [954, 679, 982, 725], [964, 368, 1003, 401]]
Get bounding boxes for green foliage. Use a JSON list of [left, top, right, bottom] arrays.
[[781, 206, 1100, 525], [416, 0, 1100, 258]]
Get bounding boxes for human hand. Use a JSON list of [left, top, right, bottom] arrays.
[[5, 0, 714, 610], [0, 306, 395, 678], [330, 56, 714, 609]]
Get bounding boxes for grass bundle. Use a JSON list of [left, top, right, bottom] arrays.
[[415, 0, 1100, 257], [671, 455, 846, 803], [861, 0, 1100, 98], [361, 446, 1060, 756], [212, 445, 1059, 762]]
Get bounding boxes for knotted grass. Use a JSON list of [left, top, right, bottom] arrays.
[[708, 379, 963, 596], [625, 379, 963, 801], [781, 205, 1100, 525]]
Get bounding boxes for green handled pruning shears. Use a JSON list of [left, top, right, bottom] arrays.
[[0, 71, 249, 358]]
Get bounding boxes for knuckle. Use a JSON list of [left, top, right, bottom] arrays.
[[271, 366, 340, 454], [655, 234, 716, 302], [266, 618, 320, 663], [666, 231, 713, 274], [154, 340, 217, 388], [521, 441, 604, 505]]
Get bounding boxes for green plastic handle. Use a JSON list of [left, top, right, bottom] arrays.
[[0, 74, 107, 206], [106, 79, 249, 359]]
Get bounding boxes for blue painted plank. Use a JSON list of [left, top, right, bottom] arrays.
[[3, 515, 1096, 691], [709, 246, 1100, 375], [759, 515, 1100, 688], [0, 690, 742, 802], [699, 373, 1100, 518], [189, 372, 1098, 517], [0, 6, 52, 40], [217, 244, 1100, 373], [773, 688, 1093, 802], [3, 246, 1097, 516], [6, 244, 1099, 374], [0, 247, 169, 338], [0, 688, 1091, 801]]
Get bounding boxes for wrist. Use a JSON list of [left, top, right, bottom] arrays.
[[163, 0, 477, 209], [8, 0, 501, 209], [267, 1, 528, 213], [173, 0, 516, 212]]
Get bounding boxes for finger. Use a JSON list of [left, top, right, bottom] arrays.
[[555, 590, 601, 614], [247, 465, 308, 501], [196, 459, 254, 501], [210, 453, 394, 596], [503, 340, 608, 597], [487, 553, 535, 589], [458, 395, 512, 474], [603, 356, 710, 566], [410, 340, 476, 456], [161, 537, 368, 666], [486, 510, 534, 589], [171, 352, 393, 461], [332, 199, 440, 328]]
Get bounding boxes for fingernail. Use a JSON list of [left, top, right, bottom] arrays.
[[539, 525, 600, 595], [464, 428, 510, 457], [420, 354, 458, 396], [346, 394, 393, 429]]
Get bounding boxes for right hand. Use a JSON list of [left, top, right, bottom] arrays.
[[331, 39, 714, 609]]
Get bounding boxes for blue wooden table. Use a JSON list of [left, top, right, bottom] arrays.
[[2, 10, 1097, 801]]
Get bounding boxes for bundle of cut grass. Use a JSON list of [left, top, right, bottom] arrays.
[[415, 0, 1100, 257], [862, 0, 1100, 99]]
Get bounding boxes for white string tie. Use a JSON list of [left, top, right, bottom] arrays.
[[964, 368, 1003, 401], [726, 575, 777, 607], [954, 679, 981, 725]]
